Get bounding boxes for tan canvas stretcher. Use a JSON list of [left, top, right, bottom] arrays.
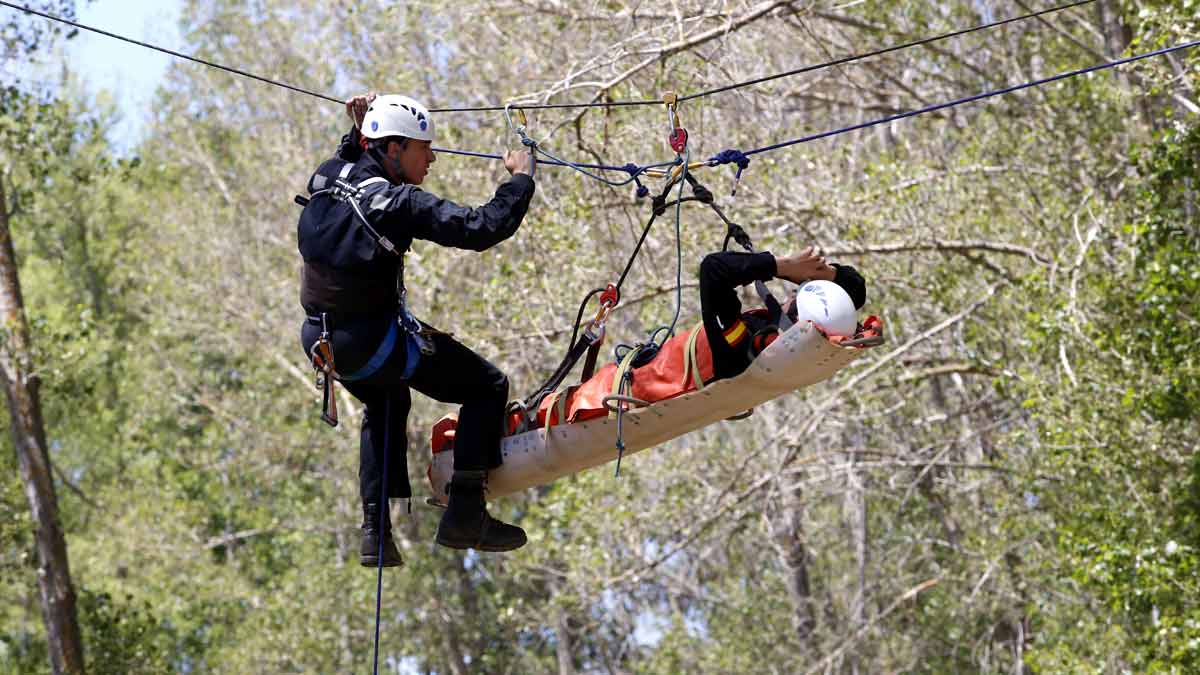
[[428, 319, 879, 503]]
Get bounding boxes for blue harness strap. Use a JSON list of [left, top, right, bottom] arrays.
[[338, 318, 423, 383]]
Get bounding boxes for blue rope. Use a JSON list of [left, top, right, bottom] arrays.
[[709, 149, 749, 172], [529, 143, 648, 187], [371, 393, 391, 675], [433, 146, 677, 181], [624, 163, 651, 198], [707, 149, 750, 195], [739, 40, 1200, 159]]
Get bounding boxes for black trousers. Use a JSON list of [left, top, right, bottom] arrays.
[[301, 314, 508, 503]]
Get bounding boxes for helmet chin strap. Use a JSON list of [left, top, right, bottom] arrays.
[[370, 142, 411, 184], [386, 155, 410, 184]]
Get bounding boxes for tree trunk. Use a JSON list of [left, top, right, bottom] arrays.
[[0, 177, 85, 675], [846, 453, 868, 675], [554, 601, 576, 675], [768, 479, 816, 646]]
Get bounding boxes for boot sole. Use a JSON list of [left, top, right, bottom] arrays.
[[360, 556, 404, 567], [435, 535, 526, 553]]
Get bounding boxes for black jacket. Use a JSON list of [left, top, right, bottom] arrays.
[[297, 127, 536, 314], [699, 251, 866, 379]]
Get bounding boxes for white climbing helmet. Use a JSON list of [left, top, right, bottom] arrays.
[[361, 94, 436, 142], [792, 280, 857, 337]]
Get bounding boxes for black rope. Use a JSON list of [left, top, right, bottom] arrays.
[[430, 100, 660, 113], [1, 0, 1097, 113], [677, 0, 1098, 102], [0, 0, 342, 104]]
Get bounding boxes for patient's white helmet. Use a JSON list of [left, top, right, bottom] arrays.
[[793, 280, 857, 336]]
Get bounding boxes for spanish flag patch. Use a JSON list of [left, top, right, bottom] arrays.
[[723, 320, 748, 346]]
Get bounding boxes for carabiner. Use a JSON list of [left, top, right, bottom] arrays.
[[663, 91, 688, 154], [505, 104, 528, 133]]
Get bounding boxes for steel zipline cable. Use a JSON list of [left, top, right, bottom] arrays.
[[738, 39, 1200, 158], [0, 0, 344, 104], [3, 1, 1196, 181], [0, 0, 1129, 183], [677, 0, 1099, 103], [2, 0, 1097, 112]]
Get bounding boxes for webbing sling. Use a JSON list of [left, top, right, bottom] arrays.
[[338, 319, 423, 383], [683, 321, 706, 393]]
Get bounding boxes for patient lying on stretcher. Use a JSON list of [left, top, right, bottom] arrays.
[[514, 246, 873, 430], [427, 247, 878, 502]]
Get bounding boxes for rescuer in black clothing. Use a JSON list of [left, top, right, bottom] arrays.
[[298, 93, 534, 565], [699, 248, 867, 380]]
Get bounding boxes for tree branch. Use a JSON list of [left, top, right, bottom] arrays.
[[824, 240, 1050, 265]]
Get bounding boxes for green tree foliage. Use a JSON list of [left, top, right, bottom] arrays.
[[1025, 118, 1199, 673], [2, 0, 1198, 672], [0, 83, 175, 673], [1, 2, 87, 57]]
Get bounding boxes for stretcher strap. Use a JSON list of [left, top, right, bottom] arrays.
[[580, 339, 602, 382], [684, 321, 706, 392], [543, 390, 561, 433], [610, 345, 644, 411], [556, 387, 573, 426]]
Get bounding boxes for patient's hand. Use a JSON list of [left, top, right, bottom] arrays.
[[775, 247, 835, 283]]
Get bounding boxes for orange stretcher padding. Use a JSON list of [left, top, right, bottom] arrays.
[[524, 324, 715, 431]]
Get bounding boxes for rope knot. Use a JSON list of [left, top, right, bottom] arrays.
[[623, 165, 650, 198], [651, 194, 668, 216], [710, 149, 750, 173], [709, 149, 750, 195]]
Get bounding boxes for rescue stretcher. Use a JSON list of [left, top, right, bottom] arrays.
[[427, 316, 882, 504]]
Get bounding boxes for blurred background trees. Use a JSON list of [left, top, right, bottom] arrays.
[[1, 0, 1197, 672]]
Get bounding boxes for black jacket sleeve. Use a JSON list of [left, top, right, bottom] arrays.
[[698, 251, 777, 331], [364, 174, 536, 252], [335, 126, 364, 163]]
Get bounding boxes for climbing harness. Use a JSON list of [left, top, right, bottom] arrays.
[[295, 168, 434, 426]]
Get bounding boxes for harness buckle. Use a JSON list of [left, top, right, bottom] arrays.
[[396, 291, 436, 357], [583, 322, 606, 345]]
